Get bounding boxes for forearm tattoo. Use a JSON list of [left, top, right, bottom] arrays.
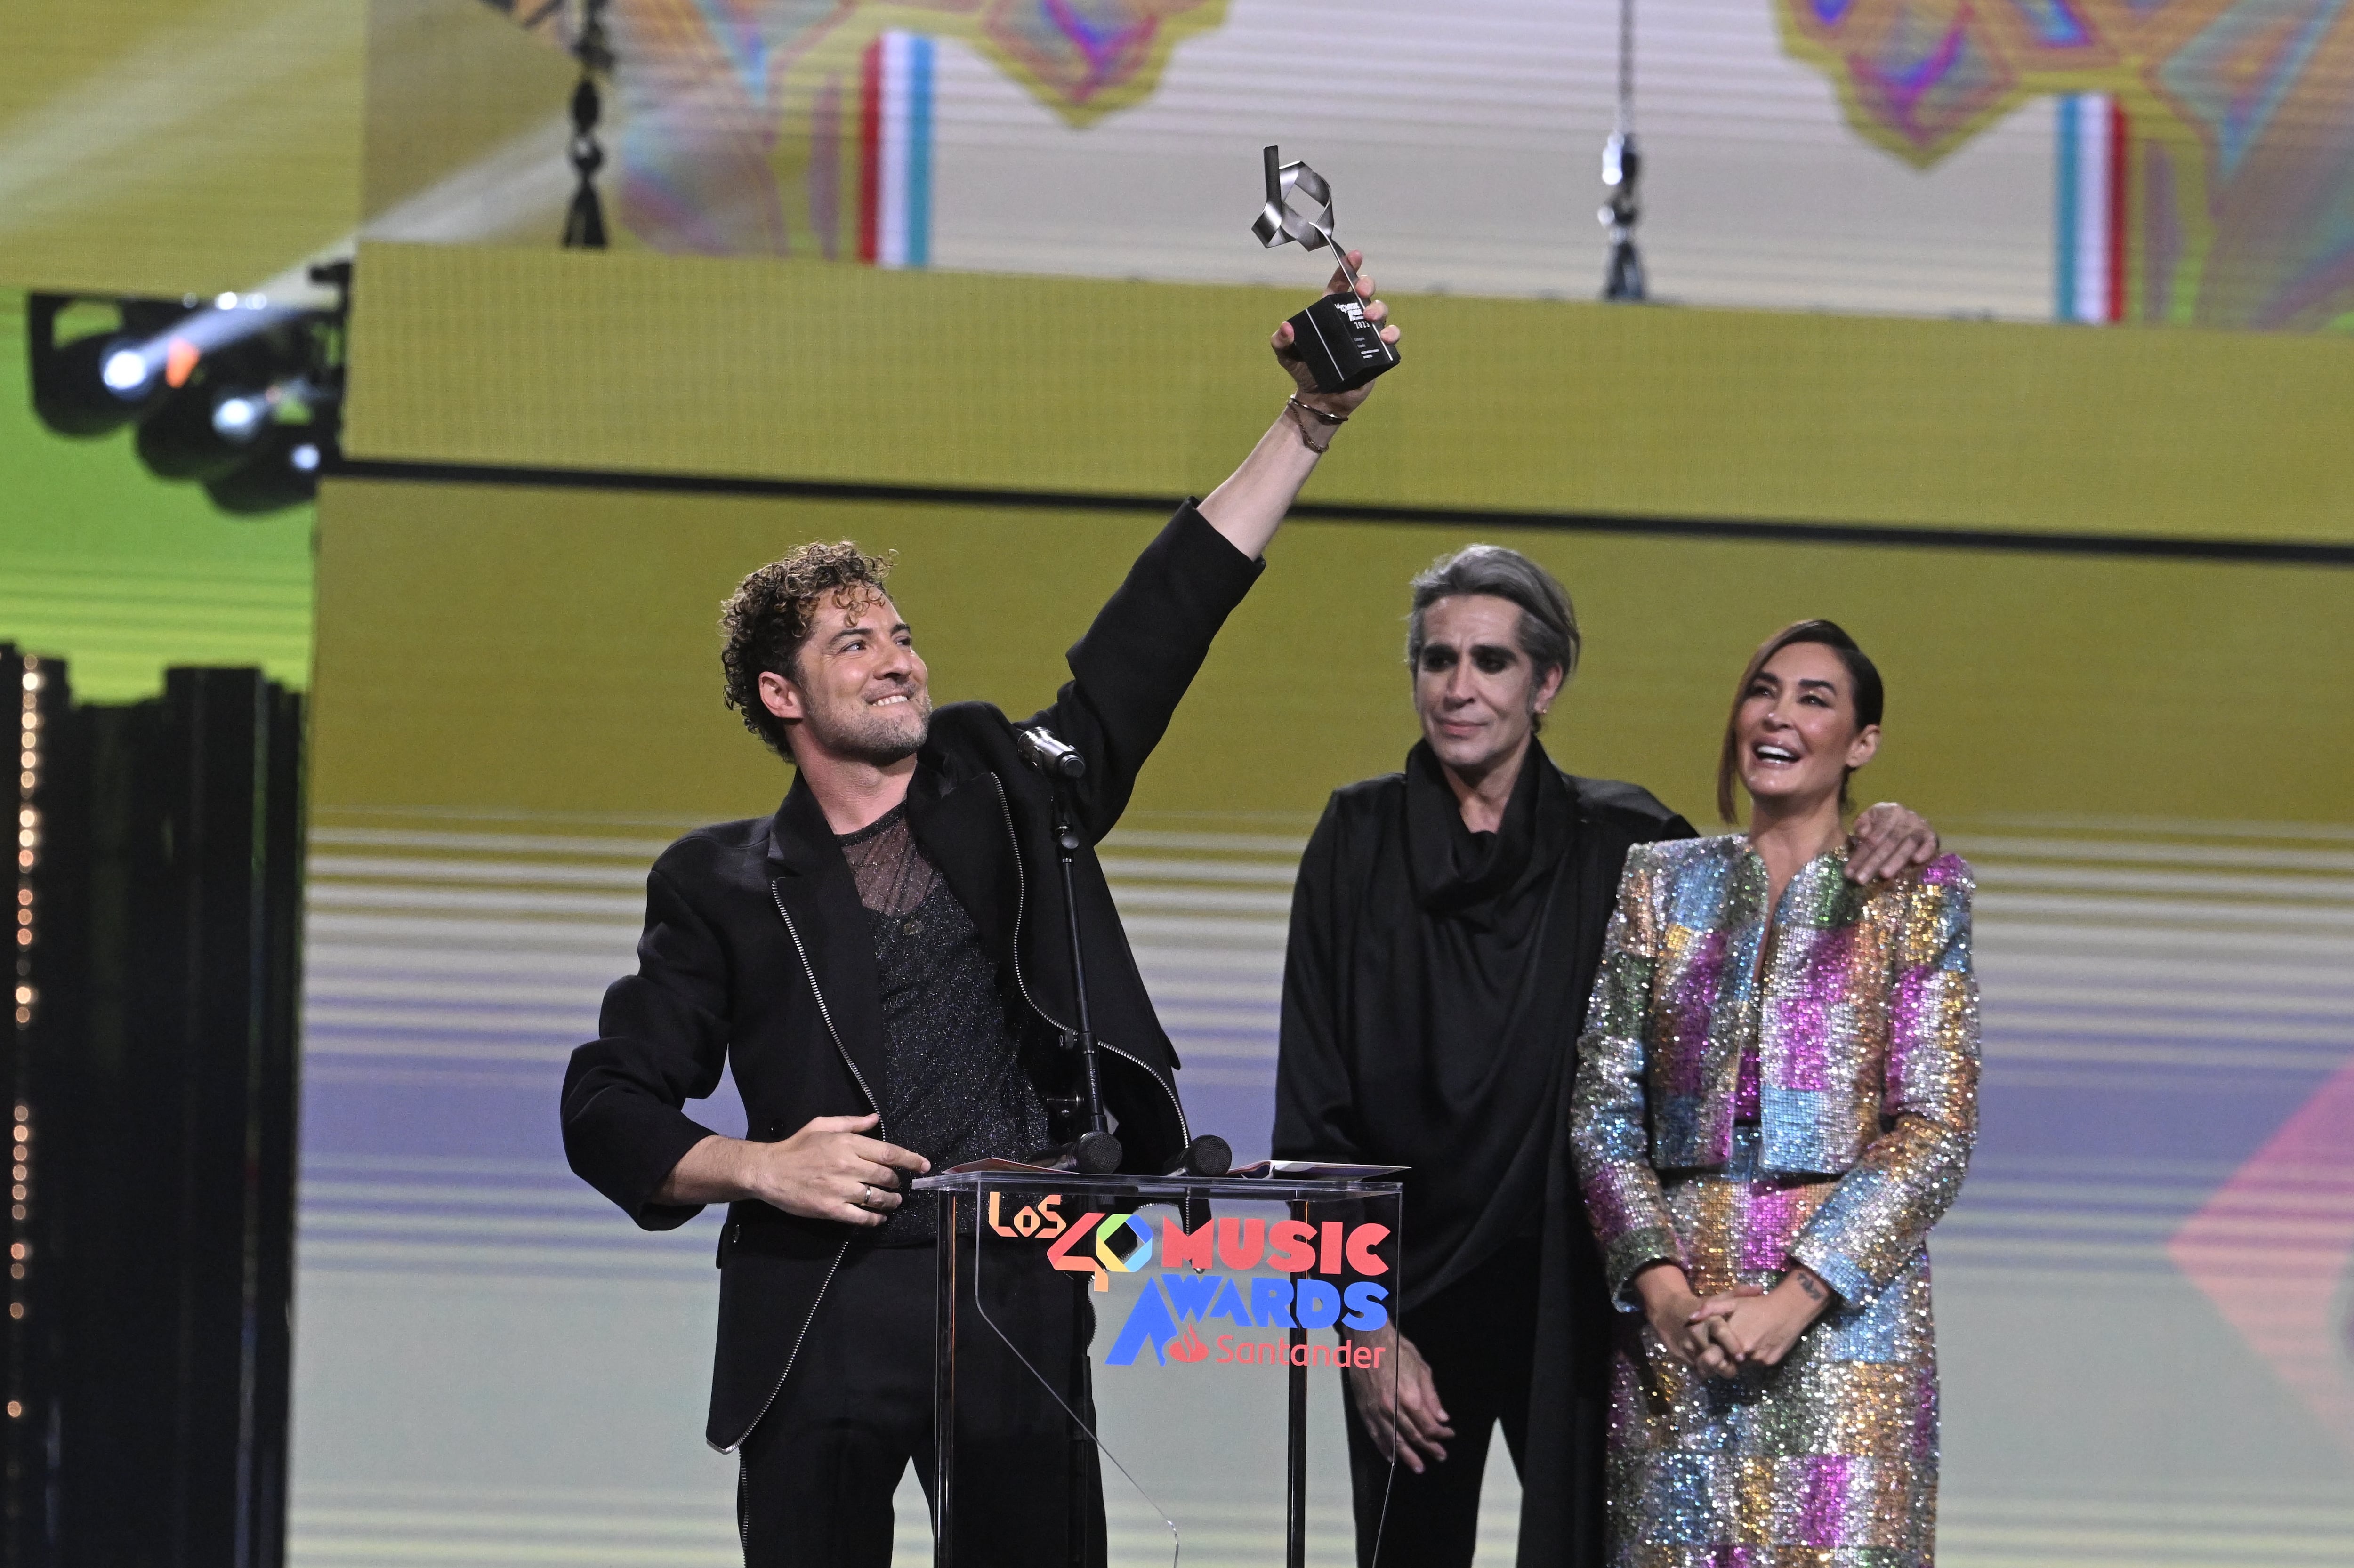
[[1794, 1273, 1825, 1304]]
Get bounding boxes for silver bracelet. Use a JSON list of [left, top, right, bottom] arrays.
[[1286, 402, 1336, 452], [1287, 394, 1348, 426]]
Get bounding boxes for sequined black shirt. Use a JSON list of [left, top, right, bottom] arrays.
[[837, 804, 1051, 1243]]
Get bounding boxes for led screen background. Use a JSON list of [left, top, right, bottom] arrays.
[[297, 454, 2354, 1564], [3, 0, 2352, 1563]]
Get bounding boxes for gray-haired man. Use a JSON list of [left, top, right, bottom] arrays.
[[1271, 547, 1937, 1567]]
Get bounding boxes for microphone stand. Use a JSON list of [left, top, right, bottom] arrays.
[[1019, 724, 1229, 1179], [1047, 774, 1122, 1174]]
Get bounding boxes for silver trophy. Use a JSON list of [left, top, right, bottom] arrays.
[[1251, 146, 1399, 393]]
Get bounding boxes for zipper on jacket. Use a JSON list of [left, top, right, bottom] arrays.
[[718, 883, 881, 1454], [769, 881, 885, 1141], [986, 771, 1191, 1147]]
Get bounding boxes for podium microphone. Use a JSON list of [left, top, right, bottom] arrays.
[[1167, 1135, 1232, 1178], [1028, 1129, 1124, 1175], [1016, 724, 1085, 779]]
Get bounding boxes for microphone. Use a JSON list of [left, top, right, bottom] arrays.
[[1165, 1134, 1232, 1178], [1016, 724, 1085, 779], [1025, 1130, 1124, 1175]]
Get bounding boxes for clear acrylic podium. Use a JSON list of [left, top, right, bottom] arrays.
[[915, 1167, 1405, 1568]]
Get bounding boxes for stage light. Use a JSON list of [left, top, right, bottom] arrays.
[[29, 303, 178, 436], [214, 394, 266, 441], [157, 298, 300, 369], [39, 293, 300, 435], [100, 345, 153, 395], [28, 272, 345, 515], [203, 426, 333, 515], [137, 386, 266, 481]]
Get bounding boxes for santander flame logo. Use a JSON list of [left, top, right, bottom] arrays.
[[1167, 1322, 1211, 1364]]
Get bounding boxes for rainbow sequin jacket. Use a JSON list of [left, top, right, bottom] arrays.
[[1570, 836, 1980, 1309]]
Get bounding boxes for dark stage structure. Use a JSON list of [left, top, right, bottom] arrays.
[[3, 649, 304, 1568]]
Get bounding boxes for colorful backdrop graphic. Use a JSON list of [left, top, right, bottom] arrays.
[[19, 0, 2354, 327], [2173, 1060, 2354, 1455], [347, 0, 2072, 315], [1779, 0, 2354, 328], [2055, 91, 2124, 322], [488, 0, 1225, 258]]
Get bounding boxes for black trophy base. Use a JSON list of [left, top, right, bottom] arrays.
[[1288, 290, 1399, 394]]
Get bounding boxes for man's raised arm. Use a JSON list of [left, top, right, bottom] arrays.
[[1030, 256, 1404, 840], [1198, 249, 1401, 560]]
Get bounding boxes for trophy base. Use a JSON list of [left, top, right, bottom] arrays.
[[1288, 291, 1399, 394]]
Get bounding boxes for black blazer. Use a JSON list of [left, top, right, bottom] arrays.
[[560, 504, 1262, 1450]]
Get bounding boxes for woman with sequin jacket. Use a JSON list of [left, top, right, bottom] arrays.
[[1570, 620, 1980, 1567]]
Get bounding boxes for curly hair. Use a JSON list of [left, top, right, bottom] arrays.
[[719, 540, 897, 757]]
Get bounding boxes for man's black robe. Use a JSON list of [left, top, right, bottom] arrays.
[[1273, 739, 1693, 1567]]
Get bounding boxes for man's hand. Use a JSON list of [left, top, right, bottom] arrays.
[[1271, 249, 1400, 421], [1846, 802, 1939, 884], [1201, 249, 1403, 559], [1345, 1322, 1454, 1473], [655, 1116, 930, 1227], [1632, 1262, 1757, 1380], [1686, 1267, 1836, 1369]]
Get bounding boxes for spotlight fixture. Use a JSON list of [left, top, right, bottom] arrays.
[[27, 298, 190, 436], [213, 393, 269, 442], [133, 338, 304, 482], [203, 426, 339, 516], [100, 346, 154, 396], [24, 265, 347, 516], [134, 386, 266, 482]]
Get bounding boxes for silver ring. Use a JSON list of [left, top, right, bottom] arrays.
[[859, 1183, 874, 1210]]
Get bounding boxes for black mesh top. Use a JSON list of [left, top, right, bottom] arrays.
[[836, 804, 1051, 1243]]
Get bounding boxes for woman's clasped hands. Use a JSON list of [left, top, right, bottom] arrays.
[[1633, 1261, 1836, 1379]]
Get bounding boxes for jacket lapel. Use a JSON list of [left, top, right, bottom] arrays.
[[764, 777, 890, 1119], [905, 748, 1019, 975]]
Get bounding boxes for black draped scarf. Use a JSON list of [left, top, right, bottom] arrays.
[[1386, 738, 1589, 1303]]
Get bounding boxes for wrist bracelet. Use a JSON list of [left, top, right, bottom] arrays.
[[1286, 400, 1336, 454], [1287, 395, 1348, 426]]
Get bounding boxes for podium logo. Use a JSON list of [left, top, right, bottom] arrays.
[[1102, 1264, 1393, 1367], [992, 1198, 1397, 1368], [1114, 1214, 1394, 1368], [985, 1191, 1069, 1239], [1041, 1210, 1156, 1284]]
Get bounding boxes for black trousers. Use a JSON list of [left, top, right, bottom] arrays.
[[1346, 1246, 1540, 1568], [737, 1240, 1104, 1568]]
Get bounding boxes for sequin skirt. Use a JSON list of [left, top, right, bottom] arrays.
[[1607, 1127, 1940, 1567]]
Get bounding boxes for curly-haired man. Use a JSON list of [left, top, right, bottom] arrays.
[[562, 258, 1399, 1567]]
